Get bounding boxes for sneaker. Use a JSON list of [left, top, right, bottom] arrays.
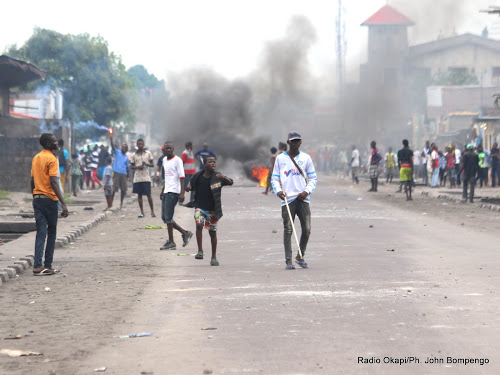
[[182, 231, 193, 247], [160, 241, 176, 250]]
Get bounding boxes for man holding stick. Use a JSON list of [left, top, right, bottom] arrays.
[[271, 132, 318, 270]]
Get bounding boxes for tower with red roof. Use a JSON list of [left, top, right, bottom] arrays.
[[358, 4, 414, 137]]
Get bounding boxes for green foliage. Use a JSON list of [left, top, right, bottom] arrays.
[[0, 190, 10, 200], [128, 65, 164, 90], [432, 70, 479, 86], [6, 27, 137, 128]]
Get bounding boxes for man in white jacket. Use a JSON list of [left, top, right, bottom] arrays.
[[271, 131, 318, 270]]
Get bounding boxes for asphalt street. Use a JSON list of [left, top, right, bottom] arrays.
[[0, 175, 498, 375]]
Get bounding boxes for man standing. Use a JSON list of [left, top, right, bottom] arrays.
[[181, 141, 196, 202], [194, 142, 216, 171], [57, 139, 70, 193], [490, 143, 499, 187], [431, 144, 440, 187], [271, 131, 318, 270], [422, 140, 430, 185], [384, 147, 397, 184], [350, 145, 360, 184], [89, 145, 102, 189], [453, 144, 461, 186], [109, 132, 130, 209], [160, 142, 193, 250], [131, 139, 155, 218], [98, 145, 110, 180], [31, 134, 69, 275], [368, 141, 382, 192], [397, 139, 414, 201], [461, 144, 479, 203]]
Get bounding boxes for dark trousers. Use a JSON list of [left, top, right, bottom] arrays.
[[281, 199, 311, 262], [33, 198, 59, 269], [463, 175, 476, 202], [476, 168, 488, 187], [455, 164, 461, 185], [491, 164, 499, 187]]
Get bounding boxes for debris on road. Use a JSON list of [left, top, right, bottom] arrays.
[[357, 197, 363, 201], [113, 332, 153, 338], [0, 349, 42, 357], [94, 367, 107, 372], [176, 253, 191, 256], [369, 225, 374, 228], [84, 207, 94, 210], [272, 229, 277, 233], [4, 334, 23, 339], [201, 327, 217, 330], [386, 249, 395, 252], [145, 224, 165, 229], [44, 287, 52, 292]]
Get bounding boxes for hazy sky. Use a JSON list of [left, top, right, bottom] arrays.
[[0, 0, 496, 83]]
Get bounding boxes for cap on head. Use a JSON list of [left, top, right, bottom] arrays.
[[287, 131, 302, 141], [467, 144, 474, 149]]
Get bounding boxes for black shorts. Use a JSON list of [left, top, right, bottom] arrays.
[[132, 181, 151, 196]]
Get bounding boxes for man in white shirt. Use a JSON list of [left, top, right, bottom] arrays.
[[350, 145, 360, 184], [159, 142, 193, 250], [271, 131, 318, 270], [453, 144, 461, 186]]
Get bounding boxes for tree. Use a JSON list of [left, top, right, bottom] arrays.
[[128, 65, 164, 90], [6, 27, 137, 128]]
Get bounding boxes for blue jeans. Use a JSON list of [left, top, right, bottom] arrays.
[[162, 192, 179, 224], [281, 199, 311, 262], [33, 198, 59, 269], [431, 168, 439, 187], [98, 166, 106, 180]]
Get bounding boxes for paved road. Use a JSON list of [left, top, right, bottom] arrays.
[[0, 176, 498, 374]]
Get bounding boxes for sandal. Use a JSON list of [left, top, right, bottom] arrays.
[[210, 259, 219, 266], [35, 268, 55, 276], [295, 257, 308, 269], [285, 264, 296, 270], [138, 214, 144, 218], [195, 252, 204, 260]]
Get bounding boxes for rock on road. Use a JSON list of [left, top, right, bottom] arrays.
[[0, 176, 498, 375]]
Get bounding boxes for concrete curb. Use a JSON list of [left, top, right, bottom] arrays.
[[421, 190, 500, 213], [1, 210, 113, 287]]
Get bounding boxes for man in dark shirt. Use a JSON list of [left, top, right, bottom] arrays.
[[98, 145, 110, 180], [194, 143, 216, 171], [397, 139, 413, 201], [490, 143, 499, 187], [461, 144, 479, 203], [186, 156, 233, 266]]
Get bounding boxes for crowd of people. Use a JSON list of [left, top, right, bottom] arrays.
[[347, 139, 497, 203], [30, 130, 320, 274]]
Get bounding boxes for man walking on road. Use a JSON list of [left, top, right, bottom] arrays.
[[491, 143, 499, 187], [368, 141, 382, 192], [461, 144, 479, 203], [271, 131, 318, 270], [350, 145, 360, 184], [109, 132, 130, 209], [186, 156, 233, 266], [31, 133, 69, 276], [397, 139, 414, 201], [160, 142, 193, 250], [130, 139, 155, 218], [181, 141, 196, 202]]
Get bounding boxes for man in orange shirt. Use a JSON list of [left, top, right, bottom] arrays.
[[31, 133, 69, 276]]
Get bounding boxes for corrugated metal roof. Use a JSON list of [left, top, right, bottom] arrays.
[[361, 5, 414, 26], [0, 55, 46, 88]]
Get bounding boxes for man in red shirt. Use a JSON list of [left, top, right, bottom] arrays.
[[181, 141, 196, 202]]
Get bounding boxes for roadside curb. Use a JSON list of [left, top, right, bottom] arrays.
[[0, 208, 120, 288], [421, 190, 500, 212]]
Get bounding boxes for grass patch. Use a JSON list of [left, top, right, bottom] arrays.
[[64, 194, 75, 204], [0, 190, 10, 200]]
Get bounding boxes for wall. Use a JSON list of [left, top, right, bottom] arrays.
[[411, 45, 500, 86], [0, 137, 40, 192]]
